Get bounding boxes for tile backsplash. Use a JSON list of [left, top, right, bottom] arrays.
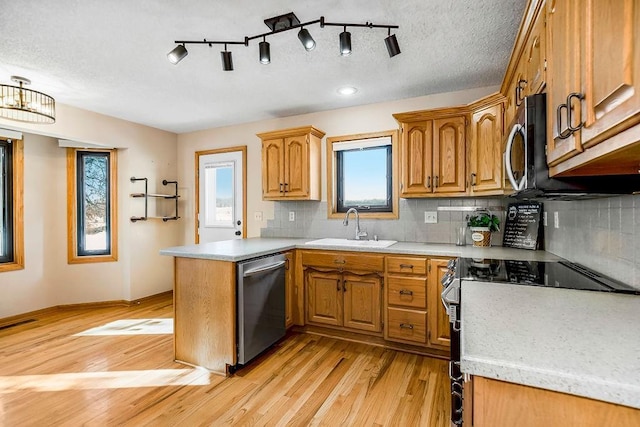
[[544, 195, 640, 288], [261, 194, 640, 289], [261, 198, 507, 245]]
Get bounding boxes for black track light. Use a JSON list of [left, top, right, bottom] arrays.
[[297, 27, 316, 51], [221, 47, 233, 71], [167, 44, 188, 64], [259, 38, 271, 64], [384, 33, 401, 58], [339, 27, 351, 56]]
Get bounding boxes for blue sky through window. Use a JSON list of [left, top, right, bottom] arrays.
[[342, 147, 387, 204]]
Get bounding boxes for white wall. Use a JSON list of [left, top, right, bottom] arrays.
[[177, 86, 499, 244], [0, 104, 179, 318]]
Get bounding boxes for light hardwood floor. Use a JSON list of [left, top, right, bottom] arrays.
[[0, 293, 451, 426]]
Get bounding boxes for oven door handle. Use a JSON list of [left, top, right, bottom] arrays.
[[504, 123, 525, 191]]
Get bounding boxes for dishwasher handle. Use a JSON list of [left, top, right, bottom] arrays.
[[242, 260, 286, 278]]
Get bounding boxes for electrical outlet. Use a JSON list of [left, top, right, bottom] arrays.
[[254, 211, 263, 221], [543, 211, 547, 227], [424, 211, 437, 224], [553, 211, 559, 229], [289, 211, 295, 222]]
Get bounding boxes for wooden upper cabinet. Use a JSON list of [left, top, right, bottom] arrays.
[[469, 95, 505, 195], [525, 5, 547, 95], [395, 112, 467, 197], [400, 121, 434, 195], [427, 258, 451, 349], [433, 116, 467, 193], [261, 138, 285, 199], [546, 0, 583, 166], [580, 0, 640, 150], [257, 126, 325, 200]]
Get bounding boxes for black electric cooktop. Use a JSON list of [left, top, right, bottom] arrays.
[[458, 258, 639, 294]]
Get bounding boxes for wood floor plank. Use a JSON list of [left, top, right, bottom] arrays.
[[0, 293, 451, 426]]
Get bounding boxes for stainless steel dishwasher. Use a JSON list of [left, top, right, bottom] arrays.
[[236, 253, 286, 365]]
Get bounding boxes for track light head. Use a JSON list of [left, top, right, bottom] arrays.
[[384, 33, 401, 58], [259, 40, 271, 64], [221, 50, 233, 71], [167, 44, 188, 64], [298, 28, 316, 51], [339, 29, 352, 56]]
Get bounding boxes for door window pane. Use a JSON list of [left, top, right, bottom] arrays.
[[0, 141, 13, 262], [204, 162, 234, 227]]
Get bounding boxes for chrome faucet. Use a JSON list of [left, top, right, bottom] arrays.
[[343, 208, 368, 240]]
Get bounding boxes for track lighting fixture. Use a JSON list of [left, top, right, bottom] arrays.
[[384, 30, 401, 58], [221, 46, 233, 71], [168, 12, 400, 71], [339, 27, 352, 56], [297, 27, 316, 51], [259, 37, 270, 64], [167, 44, 188, 64]]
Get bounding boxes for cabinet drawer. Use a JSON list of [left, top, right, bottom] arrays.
[[386, 256, 428, 275], [387, 308, 427, 344], [302, 251, 384, 272], [387, 276, 427, 308]]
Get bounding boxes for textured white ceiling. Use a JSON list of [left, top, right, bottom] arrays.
[[0, 1, 526, 134]]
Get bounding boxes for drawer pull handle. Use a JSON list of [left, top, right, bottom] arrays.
[[399, 289, 414, 296], [399, 323, 414, 329], [333, 260, 346, 264], [399, 264, 414, 269]]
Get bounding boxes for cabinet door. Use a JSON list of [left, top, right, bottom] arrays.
[[283, 135, 309, 198], [526, 6, 547, 95], [546, 0, 583, 166], [343, 273, 382, 333], [306, 270, 342, 327], [284, 251, 294, 328], [580, 0, 640, 149], [470, 104, 504, 194], [261, 138, 285, 199], [427, 259, 451, 349], [400, 121, 434, 196], [433, 116, 467, 194]]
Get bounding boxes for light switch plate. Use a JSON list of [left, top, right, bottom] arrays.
[[424, 211, 437, 223], [553, 211, 559, 228], [543, 211, 547, 226], [254, 211, 263, 221], [289, 211, 295, 221]]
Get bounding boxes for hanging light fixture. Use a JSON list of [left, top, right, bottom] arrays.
[[221, 45, 234, 71], [168, 12, 399, 70], [0, 76, 56, 124], [167, 44, 188, 64], [297, 27, 316, 51], [259, 37, 271, 64], [384, 30, 401, 58], [339, 26, 352, 56]]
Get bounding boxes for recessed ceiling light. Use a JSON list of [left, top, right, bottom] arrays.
[[337, 86, 358, 96]]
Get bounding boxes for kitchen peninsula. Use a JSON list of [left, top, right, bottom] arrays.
[[160, 237, 560, 375]]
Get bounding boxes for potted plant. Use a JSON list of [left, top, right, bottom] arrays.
[[467, 212, 500, 247]]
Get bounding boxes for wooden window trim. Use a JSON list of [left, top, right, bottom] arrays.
[[326, 130, 399, 220], [67, 148, 118, 264], [0, 139, 24, 273]]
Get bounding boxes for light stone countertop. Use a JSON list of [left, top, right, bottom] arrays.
[[461, 281, 640, 409], [160, 237, 563, 262]]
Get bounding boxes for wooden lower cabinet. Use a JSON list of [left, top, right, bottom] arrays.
[[386, 307, 427, 344], [427, 258, 451, 349], [305, 267, 382, 334], [472, 376, 640, 427], [284, 251, 295, 328]]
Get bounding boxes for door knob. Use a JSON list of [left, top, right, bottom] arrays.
[[235, 231, 241, 236], [237, 220, 242, 225]]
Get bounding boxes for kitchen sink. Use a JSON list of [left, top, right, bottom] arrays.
[[304, 238, 397, 248]]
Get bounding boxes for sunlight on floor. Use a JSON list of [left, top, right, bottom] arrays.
[[0, 368, 210, 392], [73, 318, 173, 336]]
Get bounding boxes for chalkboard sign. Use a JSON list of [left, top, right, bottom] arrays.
[[502, 202, 543, 250]]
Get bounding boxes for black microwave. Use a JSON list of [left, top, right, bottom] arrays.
[[503, 93, 640, 200]]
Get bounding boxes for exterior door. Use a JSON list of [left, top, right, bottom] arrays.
[[196, 148, 246, 243]]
